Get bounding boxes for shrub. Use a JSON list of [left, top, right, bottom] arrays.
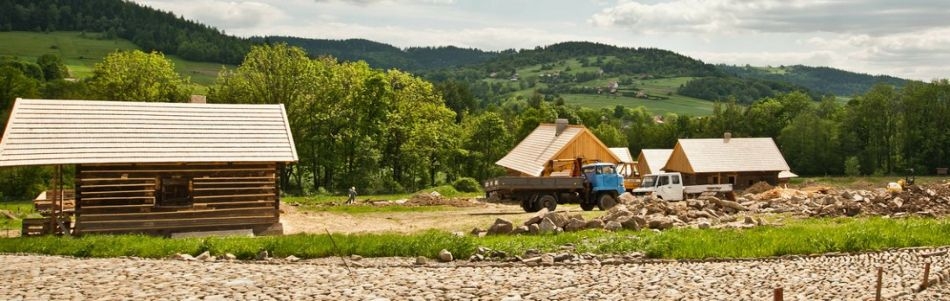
[[452, 177, 481, 192], [844, 156, 861, 176]]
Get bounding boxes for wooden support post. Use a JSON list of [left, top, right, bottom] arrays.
[[920, 262, 931, 291], [875, 267, 883, 301], [773, 287, 783, 301]]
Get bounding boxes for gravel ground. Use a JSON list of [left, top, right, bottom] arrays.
[[1, 247, 948, 301]]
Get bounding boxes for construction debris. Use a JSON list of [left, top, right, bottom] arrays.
[[477, 181, 950, 235]]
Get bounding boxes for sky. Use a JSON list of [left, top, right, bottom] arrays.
[[132, 0, 950, 81]]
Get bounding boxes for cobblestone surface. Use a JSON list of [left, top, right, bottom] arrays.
[[1, 247, 948, 300]]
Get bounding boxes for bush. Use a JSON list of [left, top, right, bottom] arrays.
[[844, 156, 861, 176], [452, 177, 481, 192]]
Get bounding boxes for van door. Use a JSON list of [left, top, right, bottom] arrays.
[[655, 175, 674, 200]]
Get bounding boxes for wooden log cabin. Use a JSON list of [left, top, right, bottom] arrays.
[[0, 98, 298, 236]]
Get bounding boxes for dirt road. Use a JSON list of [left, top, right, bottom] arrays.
[[280, 201, 550, 234]]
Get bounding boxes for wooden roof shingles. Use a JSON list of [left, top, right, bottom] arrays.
[[609, 147, 634, 163], [638, 149, 673, 175], [496, 123, 622, 176], [495, 124, 584, 176], [0, 98, 298, 166], [668, 137, 790, 173]]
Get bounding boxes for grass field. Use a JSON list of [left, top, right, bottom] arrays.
[[0, 31, 226, 86], [0, 217, 947, 260], [561, 93, 715, 116]]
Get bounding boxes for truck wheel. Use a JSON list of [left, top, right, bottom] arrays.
[[580, 201, 595, 211], [539, 194, 557, 212], [520, 199, 534, 212], [597, 193, 618, 211]]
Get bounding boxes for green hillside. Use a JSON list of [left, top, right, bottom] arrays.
[[463, 52, 716, 115], [0, 31, 227, 86]]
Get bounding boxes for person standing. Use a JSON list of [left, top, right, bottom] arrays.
[[346, 187, 357, 204]]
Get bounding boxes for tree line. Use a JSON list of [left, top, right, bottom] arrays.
[[1, 44, 948, 200], [719, 64, 910, 96], [0, 0, 250, 64], [677, 76, 821, 104]]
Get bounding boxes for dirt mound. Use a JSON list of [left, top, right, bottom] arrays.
[[743, 181, 774, 194], [404, 192, 482, 207]]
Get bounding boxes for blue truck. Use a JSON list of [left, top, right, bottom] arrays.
[[483, 161, 626, 212]]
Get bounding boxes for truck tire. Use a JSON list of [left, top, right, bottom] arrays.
[[539, 194, 557, 212], [597, 193, 618, 211], [580, 201, 595, 211], [520, 199, 535, 212]]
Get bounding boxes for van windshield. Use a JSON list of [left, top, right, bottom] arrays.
[[641, 175, 657, 187]]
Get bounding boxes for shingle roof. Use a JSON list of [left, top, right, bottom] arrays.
[[0, 98, 298, 166], [639, 149, 673, 174], [609, 147, 634, 163], [495, 124, 585, 176], [670, 138, 789, 173]]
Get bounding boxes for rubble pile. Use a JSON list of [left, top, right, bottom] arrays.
[[403, 191, 481, 207], [476, 181, 950, 235], [747, 182, 950, 218], [474, 195, 764, 236]]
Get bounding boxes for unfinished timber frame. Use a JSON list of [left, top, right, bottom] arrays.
[[0, 98, 298, 236]]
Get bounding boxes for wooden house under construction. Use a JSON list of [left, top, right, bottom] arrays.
[[495, 119, 622, 176], [0, 98, 297, 236]]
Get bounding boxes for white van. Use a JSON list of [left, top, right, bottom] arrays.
[[632, 172, 732, 201]]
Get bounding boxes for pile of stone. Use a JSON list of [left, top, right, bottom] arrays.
[[475, 194, 763, 236], [476, 182, 950, 236], [745, 182, 950, 218], [403, 192, 482, 207]]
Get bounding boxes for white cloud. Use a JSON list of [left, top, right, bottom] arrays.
[[132, 0, 286, 30], [591, 0, 950, 36], [311, 0, 455, 5]]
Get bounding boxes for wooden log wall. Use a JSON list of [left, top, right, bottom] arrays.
[[74, 162, 279, 235]]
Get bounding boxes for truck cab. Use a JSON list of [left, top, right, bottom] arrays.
[[581, 163, 625, 193], [632, 172, 685, 201]]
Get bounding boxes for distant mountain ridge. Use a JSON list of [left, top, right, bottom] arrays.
[[261, 36, 499, 71], [718, 64, 910, 96]]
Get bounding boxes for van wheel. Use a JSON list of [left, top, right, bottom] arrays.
[[539, 194, 557, 212], [597, 193, 617, 211]]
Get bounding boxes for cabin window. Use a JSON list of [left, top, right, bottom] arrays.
[[158, 177, 192, 207], [728, 176, 736, 185], [658, 176, 670, 186], [672, 175, 680, 184]]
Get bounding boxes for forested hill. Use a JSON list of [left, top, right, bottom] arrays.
[[718, 64, 910, 96], [479, 41, 721, 78], [0, 0, 251, 64], [262, 36, 498, 71]]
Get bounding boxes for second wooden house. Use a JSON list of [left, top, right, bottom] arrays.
[[662, 134, 794, 190]]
